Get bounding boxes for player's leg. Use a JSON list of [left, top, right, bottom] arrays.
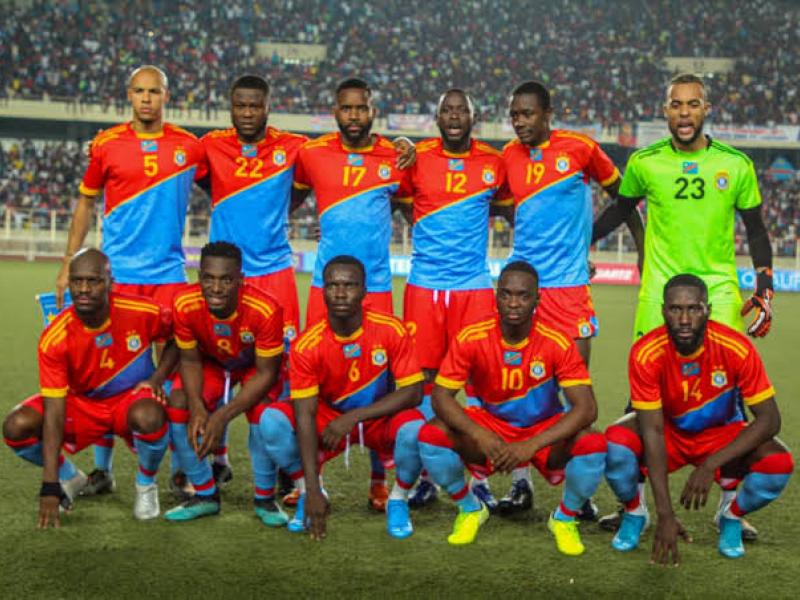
[[246, 403, 287, 527], [84, 434, 116, 495], [211, 395, 233, 485], [382, 408, 425, 538]]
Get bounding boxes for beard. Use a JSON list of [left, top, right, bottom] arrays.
[[669, 117, 705, 146]]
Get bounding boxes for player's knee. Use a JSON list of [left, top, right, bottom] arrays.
[[418, 420, 453, 449], [3, 406, 42, 442], [128, 399, 166, 434], [605, 422, 643, 457], [259, 407, 294, 445], [167, 388, 188, 409], [572, 429, 607, 457]]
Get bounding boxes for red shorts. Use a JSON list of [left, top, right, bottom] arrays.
[[19, 387, 157, 453], [169, 361, 277, 424], [245, 267, 300, 344], [112, 282, 187, 311], [305, 286, 394, 330], [664, 422, 745, 473], [464, 407, 566, 484], [536, 285, 598, 339], [268, 401, 423, 465], [403, 284, 495, 370]]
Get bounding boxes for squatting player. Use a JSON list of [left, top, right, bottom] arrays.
[[258, 256, 426, 540], [54, 65, 206, 492], [164, 242, 285, 524], [604, 274, 792, 562], [3, 249, 174, 525], [418, 261, 607, 555]]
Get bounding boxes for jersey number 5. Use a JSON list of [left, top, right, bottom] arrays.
[[143, 155, 158, 177]]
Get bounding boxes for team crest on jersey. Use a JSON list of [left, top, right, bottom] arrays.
[[95, 332, 113, 348], [555, 154, 570, 173], [126, 333, 142, 352], [371, 348, 388, 366], [241, 144, 257, 158], [284, 325, 297, 342], [530, 360, 546, 379], [240, 330, 255, 344], [272, 148, 287, 166], [174, 147, 187, 166], [343, 343, 361, 359], [378, 163, 392, 180], [213, 323, 232, 337], [711, 369, 728, 388], [140, 140, 158, 153], [347, 153, 364, 166], [448, 159, 465, 171], [681, 362, 700, 377], [715, 171, 730, 191], [503, 351, 522, 366], [529, 148, 542, 161], [682, 161, 699, 175], [482, 168, 496, 185], [577, 320, 593, 338]]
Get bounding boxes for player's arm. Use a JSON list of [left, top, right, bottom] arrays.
[[178, 345, 208, 455], [39, 394, 67, 528], [295, 393, 330, 540], [198, 353, 282, 458], [290, 186, 312, 214], [739, 206, 774, 337], [55, 193, 97, 308], [489, 201, 515, 226], [603, 179, 645, 272], [133, 340, 179, 405], [392, 198, 414, 225]]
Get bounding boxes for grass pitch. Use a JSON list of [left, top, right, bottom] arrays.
[[0, 260, 798, 599]]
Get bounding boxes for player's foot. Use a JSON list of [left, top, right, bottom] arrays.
[[254, 498, 289, 528], [79, 469, 116, 496], [164, 493, 220, 522], [368, 481, 389, 512], [598, 507, 624, 532], [408, 479, 437, 510], [471, 481, 499, 514], [497, 479, 533, 515], [212, 462, 233, 485], [447, 504, 489, 546], [714, 504, 758, 542], [611, 511, 650, 552], [718, 515, 745, 559], [287, 494, 306, 533], [133, 482, 160, 520], [60, 469, 88, 509], [577, 498, 599, 522], [548, 514, 585, 556], [282, 487, 300, 507], [278, 470, 294, 499], [386, 499, 413, 539], [168, 471, 194, 501]]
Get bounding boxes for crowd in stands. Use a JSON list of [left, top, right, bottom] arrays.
[[1, 1, 799, 125], [2, 139, 797, 256]]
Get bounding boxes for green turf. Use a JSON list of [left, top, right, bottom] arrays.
[[1, 260, 798, 598]]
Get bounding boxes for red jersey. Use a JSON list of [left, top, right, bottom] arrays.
[[38, 293, 172, 399], [173, 283, 284, 372], [293, 132, 406, 292], [290, 311, 423, 412], [79, 122, 207, 284], [200, 127, 308, 277], [436, 317, 591, 428], [504, 130, 619, 287], [396, 138, 509, 290], [630, 320, 775, 433]]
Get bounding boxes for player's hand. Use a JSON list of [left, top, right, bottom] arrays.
[[588, 261, 597, 280], [133, 379, 167, 406], [322, 413, 357, 451], [473, 429, 508, 468], [680, 463, 714, 510], [38, 495, 62, 529], [393, 137, 416, 170], [197, 411, 227, 459], [305, 489, 330, 541], [651, 513, 691, 566], [492, 440, 535, 474], [741, 268, 774, 337], [55, 260, 70, 310], [188, 407, 209, 456]]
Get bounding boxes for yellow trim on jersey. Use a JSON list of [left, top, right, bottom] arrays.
[[41, 387, 68, 397], [442, 148, 470, 158], [502, 338, 529, 350], [599, 168, 620, 188], [535, 322, 570, 351], [560, 378, 592, 388], [319, 182, 399, 219], [395, 372, 424, 388], [342, 141, 376, 153], [631, 399, 662, 411], [114, 298, 160, 315], [302, 133, 337, 149], [214, 165, 292, 209], [175, 291, 204, 312], [554, 131, 596, 147], [366, 311, 407, 337], [708, 330, 748, 360], [635, 334, 669, 364], [107, 166, 196, 217], [415, 139, 439, 154], [242, 296, 275, 319], [295, 321, 327, 353], [474, 141, 502, 157], [394, 196, 413, 205], [640, 340, 670, 366], [291, 385, 319, 400], [435, 374, 465, 390], [333, 326, 363, 343], [456, 318, 495, 343], [517, 171, 580, 209], [40, 329, 68, 355], [416, 187, 497, 224], [175, 337, 197, 350], [332, 369, 387, 405], [40, 314, 72, 353], [256, 345, 284, 358], [293, 181, 311, 190], [89, 348, 150, 393], [743, 386, 775, 406], [79, 183, 101, 197]]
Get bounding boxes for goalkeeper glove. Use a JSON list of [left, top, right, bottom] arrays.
[[741, 267, 773, 337]]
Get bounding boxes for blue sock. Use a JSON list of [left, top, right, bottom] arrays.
[[259, 408, 302, 475], [393, 419, 424, 487], [369, 448, 386, 483], [133, 425, 168, 486], [605, 441, 640, 505], [93, 434, 114, 472], [555, 434, 606, 521], [729, 452, 793, 516], [249, 424, 277, 500], [419, 441, 480, 512], [418, 394, 436, 421], [168, 410, 216, 496], [9, 438, 79, 480]]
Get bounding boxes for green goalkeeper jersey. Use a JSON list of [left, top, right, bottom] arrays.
[[619, 136, 761, 304]]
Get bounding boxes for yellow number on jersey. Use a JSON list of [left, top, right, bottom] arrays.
[[445, 172, 467, 193], [342, 165, 366, 187], [143, 154, 158, 177], [348, 361, 361, 383], [234, 157, 264, 179], [501, 367, 524, 391], [681, 379, 703, 403], [99, 348, 115, 370], [526, 163, 545, 185]]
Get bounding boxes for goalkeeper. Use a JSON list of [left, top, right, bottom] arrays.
[[593, 73, 774, 340]]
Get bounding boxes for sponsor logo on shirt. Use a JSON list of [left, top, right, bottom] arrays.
[[711, 369, 728, 388], [371, 347, 387, 366], [343, 343, 361, 359], [378, 163, 392, 180], [140, 141, 158, 153], [241, 144, 257, 158], [273, 148, 287, 166], [174, 147, 187, 166], [448, 159, 465, 171], [555, 154, 570, 173], [214, 323, 232, 337], [482, 167, 496, 185], [95, 332, 113, 348], [503, 351, 522, 365], [530, 360, 546, 379], [681, 361, 700, 377], [347, 154, 364, 166], [715, 171, 729, 191], [682, 161, 699, 175], [126, 333, 142, 352]]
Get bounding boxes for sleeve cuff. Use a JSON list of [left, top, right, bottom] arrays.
[[559, 378, 592, 388], [290, 385, 319, 400], [292, 182, 311, 190], [79, 183, 100, 197], [175, 337, 197, 350], [631, 399, 662, 411], [41, 387, 68, 397], [743, 386, 775, 406], [256, 345, 284, 358], [393, 196, 413, 205], [395, 372, 424, 388], [491, 197, 514, 207], [434, 374, 465, 390], [600, 169, 621, 188]]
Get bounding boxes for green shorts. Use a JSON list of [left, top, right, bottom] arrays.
[[633, 299, 745, 341]]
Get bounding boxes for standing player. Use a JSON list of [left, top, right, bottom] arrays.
[[592, 73, 774, 538], [3, 249, 173, 525], [604, 275, 792, 561], [164, 242, 285, 524], [53, 65, 206, 492], [418, 262, 607, 554], [396, 88, 510, 510], [501, 80, 643, 514], [258, 256, 426, 539]]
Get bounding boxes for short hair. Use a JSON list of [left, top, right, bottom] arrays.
[[336, 77, 371, 98], [663, 273, 708, 301], [499, 260, 539, 287], [231, 74, 270, 98], [322, 255, 366, 284], [511, 80, 551, 111], [200, 241, 242, 268], [127, 65, 168, 89], [667, 73, 707, 102], [436, 88, 475, 119]]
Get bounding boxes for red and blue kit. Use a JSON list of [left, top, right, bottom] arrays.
[[79, 123, 206, 284]]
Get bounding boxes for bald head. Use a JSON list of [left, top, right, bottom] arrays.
[[70, 248, 110, 276], [127, 65, 169, 90]]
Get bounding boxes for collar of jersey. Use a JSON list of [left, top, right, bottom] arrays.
[[669, 135, 711, 157], [501, 336, 530, 350], [676, 344, 705, 360], [129, 123, 165, 140], [340, 134, 375, 154], [212, 310, 239, 323], [82, 317, 111, 333], [441, 140, 473, 158], [333, 326, 364, 342]]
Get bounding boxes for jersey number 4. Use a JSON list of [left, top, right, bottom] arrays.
[[674, 177, 705, 200]]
